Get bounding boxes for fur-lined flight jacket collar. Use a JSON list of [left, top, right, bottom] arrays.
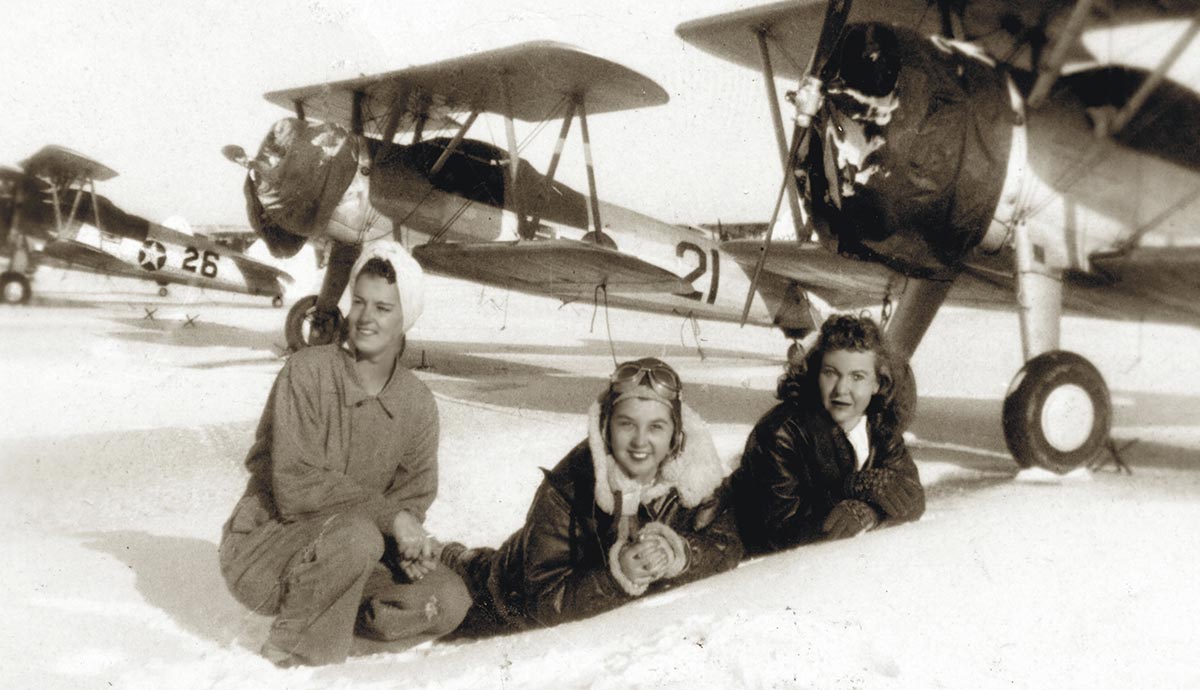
[[586, 399, 733, 517]]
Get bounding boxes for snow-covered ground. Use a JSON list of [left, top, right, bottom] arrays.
[[2, 269, 1199, 690]]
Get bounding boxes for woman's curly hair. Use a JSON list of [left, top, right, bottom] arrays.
[[777, 314, 906, 428]]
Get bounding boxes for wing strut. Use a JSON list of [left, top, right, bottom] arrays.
[[500, 72, 527, 239], [350, 90, 366, 135], [378, 83, 412, 145], [1027, 0, 1096, 108], [577, 94, 605, 241], [754, 28, 806, 240], [411, 110, 428, 144], [529, 101, 577, 233], [48, 183, 64, 235], [429, 110, 480, 176], [1104, 19, 1200, 136]]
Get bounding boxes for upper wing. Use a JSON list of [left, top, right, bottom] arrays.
[[21, 145, 118, 182], [264, 41, 668, 134], [411, 240, 691, 301], [675, 0, 930, 82], [676, 1, 1198, 84]]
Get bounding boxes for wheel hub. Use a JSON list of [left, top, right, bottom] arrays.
[[3, 281, 26, 303], [1040, 383, 1095, 453]]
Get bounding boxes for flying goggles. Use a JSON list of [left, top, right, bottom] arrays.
[[609, 358, 682, 403]]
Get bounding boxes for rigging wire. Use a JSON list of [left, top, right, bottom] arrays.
[[590, 283, 618, 367]]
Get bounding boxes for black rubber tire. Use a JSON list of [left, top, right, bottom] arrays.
[[0, 271, 31, 305], [272, 295, 284, 308], [158, 286, 168, 297], [1002, 350, 1111, 473], [285, 294, 343, 351]]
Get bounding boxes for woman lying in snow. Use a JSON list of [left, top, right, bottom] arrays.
[[733, 313, 925, 554], [439, 357, 743, 636]]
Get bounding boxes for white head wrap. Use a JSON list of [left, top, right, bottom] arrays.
[[349, 239, 425, 333]]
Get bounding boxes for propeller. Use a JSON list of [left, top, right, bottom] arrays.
[[221, 145, 250, 168], [739, 0, 854, 326]]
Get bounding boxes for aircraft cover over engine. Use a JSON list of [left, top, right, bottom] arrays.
[[804, 23, 1018, 279], [240, 118, 376, 257]]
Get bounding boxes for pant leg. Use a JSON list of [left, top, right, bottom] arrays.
[[357, 562, 471, 641], [262, 511, 385, 665]]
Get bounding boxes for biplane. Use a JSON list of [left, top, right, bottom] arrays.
[[222, 41, 820, 353], [0, 146, 292, 305], [677, 0, 1200, 472]]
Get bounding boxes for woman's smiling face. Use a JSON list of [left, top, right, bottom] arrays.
[[348, 273, 405, 360], [608, 396, 676, 484]]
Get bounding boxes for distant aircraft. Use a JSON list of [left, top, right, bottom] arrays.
[[677, 0, 1200, 472], [222, 41, 822, 354], [0, 145, 292, 306]]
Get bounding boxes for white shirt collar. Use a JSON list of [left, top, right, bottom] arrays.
[[845, 415, 870, 471]]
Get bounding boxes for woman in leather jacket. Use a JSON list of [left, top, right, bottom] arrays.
[[441, 357, 743, 637], [733, 314, 925, 554]]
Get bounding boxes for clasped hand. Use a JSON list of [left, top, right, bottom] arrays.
[[392, 510, 438, 580], [618, 533, 672, 584]]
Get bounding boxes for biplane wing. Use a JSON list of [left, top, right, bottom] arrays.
[[724, 238, 1200, 324], [39, 239, 134, 276], [21, 145, 118, 183], [676, 0, 1200, 88], [721, 238, 1013, 310], [228, 251, 293, 286], [411, 240, 692, 299], [264, 41, 669, 133]]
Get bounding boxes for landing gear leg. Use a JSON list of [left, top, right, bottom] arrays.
[[1001, 228, 1112, 472], [2, 235, 34, 304]]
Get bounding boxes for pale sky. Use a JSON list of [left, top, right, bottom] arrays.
[[1, 1, 794, 228]]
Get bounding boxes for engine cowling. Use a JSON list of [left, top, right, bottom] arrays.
[[240, 118, 386, 257], [803, 23, 1019, 279]]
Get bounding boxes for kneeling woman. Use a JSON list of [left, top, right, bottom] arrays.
[[218, 242, 469, 666], [442, 358, 743, 636], [734, 314, 925, 554]]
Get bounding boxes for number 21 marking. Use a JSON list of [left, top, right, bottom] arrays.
[[675, 242, 720, 304]]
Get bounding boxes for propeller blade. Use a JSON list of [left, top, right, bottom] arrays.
[[221, 145, 249, 168], [739, 0, 853, 327]]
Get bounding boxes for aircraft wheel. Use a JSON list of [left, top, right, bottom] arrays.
[[1, 271, 31, 305], [158, 286, 169, 297], [272, 295, 283, 308], [1002, 350, 1111, 473], [285, 294, 343, 351]]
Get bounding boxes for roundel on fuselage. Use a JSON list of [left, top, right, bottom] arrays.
[[138, 240, 166, 271]]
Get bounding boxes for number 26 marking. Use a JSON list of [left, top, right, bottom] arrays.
[[675, 241, 720, 304], [182, 246, 220, 278]]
